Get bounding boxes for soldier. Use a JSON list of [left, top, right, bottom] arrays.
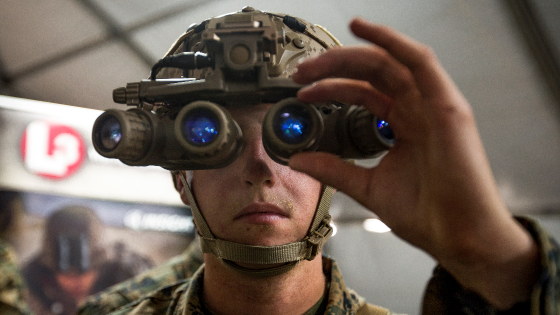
[[80, 7, 559, 314], [23, 206, 152, 315]]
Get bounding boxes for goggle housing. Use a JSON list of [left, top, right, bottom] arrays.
[[92, 8, 394, 170]]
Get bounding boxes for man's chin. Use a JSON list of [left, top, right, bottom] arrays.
[[227, 224, 302, 247]]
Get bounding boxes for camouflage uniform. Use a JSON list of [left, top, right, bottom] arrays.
[[78, 240, 204, 315], [0, 240, 32, 315], [78, 217, 560, 314]]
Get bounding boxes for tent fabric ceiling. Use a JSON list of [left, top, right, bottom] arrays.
[[1, 0, 559, 215]]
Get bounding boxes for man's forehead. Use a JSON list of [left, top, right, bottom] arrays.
[[225, 103, 274, 120]]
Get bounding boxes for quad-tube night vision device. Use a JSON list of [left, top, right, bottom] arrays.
[[92, 7, 394, 170]]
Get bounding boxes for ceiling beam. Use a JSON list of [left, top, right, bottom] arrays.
[[0, 52, 12, 86], [76, 0, 156, 68], [504, 0, 560, 115]]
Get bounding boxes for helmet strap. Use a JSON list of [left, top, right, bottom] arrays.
[[174, 171, 334, 277]]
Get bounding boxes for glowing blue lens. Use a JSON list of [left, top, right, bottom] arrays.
[[183, 110, 219, 145], [274, 106, 311, 144], [377, 119, 394, 142], [281, 115, 304, 137], [99, 116, 122, 151]]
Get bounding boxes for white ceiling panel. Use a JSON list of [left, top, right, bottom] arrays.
[[0, 0, 105, 74], [13, 41, 150, 111], [90, 0, 199, 28]]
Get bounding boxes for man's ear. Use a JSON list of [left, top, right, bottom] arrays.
[[173, 171, 191, 206]]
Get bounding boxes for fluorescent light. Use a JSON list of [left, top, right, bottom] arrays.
[[363, 218, 391, 233]]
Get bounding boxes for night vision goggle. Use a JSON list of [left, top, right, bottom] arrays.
[[92, 8, 395, 170]]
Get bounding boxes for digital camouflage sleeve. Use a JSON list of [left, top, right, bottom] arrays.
[[77, 240, 203, 315], [422, 216, 560, 314], [0, 240, 32, 315]]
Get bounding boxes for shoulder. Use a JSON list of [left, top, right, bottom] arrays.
[[356, 302, 393, 315], [78, 242, 203, 315], [105, 279, 192, 315], [324, 257, 394, 315], [106, 264, 206, 315]]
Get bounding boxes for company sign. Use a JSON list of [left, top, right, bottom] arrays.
[[0, 95, 183, 206], [20, 120, 86, 180]]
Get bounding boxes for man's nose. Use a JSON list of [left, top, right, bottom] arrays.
[[240, 135, 277, 187]]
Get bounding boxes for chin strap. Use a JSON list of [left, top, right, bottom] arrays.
[[174, 171, 335, 277], [221, 260, 299, 278]]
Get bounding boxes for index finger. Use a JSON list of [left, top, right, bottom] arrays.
[[349, 17, 458, 99]]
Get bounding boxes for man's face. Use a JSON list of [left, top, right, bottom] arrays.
[[190, 103, 322, 247], [55, 270, 98, 302]]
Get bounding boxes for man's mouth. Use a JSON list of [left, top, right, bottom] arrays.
[[234, 203, 289, 224]]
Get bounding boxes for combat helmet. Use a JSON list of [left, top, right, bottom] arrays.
[[40, 206, 104, 273]]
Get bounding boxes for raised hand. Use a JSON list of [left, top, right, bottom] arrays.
[[290, 17, 539, 309]]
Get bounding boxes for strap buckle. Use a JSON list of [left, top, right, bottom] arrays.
[[306, 218, 333, 260]]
